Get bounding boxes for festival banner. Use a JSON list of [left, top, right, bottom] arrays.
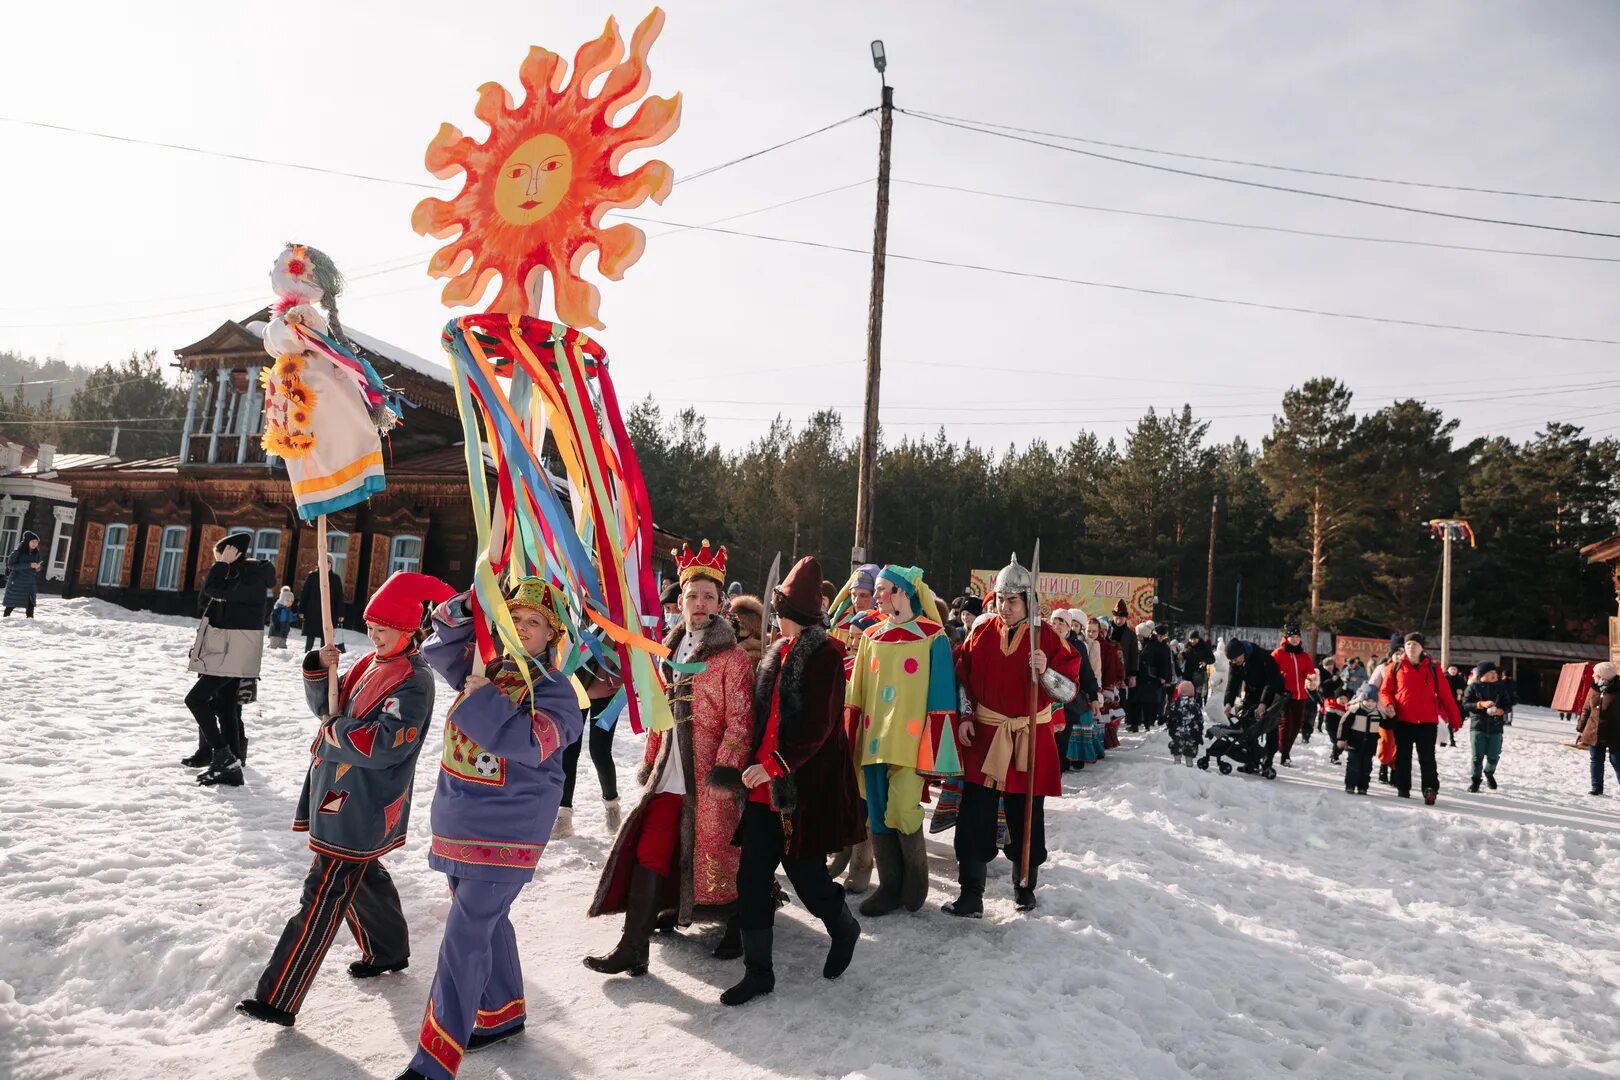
[[1334, 635, 1388, 669], [968, 569, 1155, 622]]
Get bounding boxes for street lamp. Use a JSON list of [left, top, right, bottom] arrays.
[[871, 39, 887, 81]]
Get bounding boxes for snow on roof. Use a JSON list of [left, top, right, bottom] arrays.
[[239, 319, 449, 384]]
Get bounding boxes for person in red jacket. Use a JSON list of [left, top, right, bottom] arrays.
[[1270, 625, 1316, 767], [1378, 632, 1463, 804]]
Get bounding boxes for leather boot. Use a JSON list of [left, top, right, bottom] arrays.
[[822, 902, 860, 979], [712, 914, 743, 960], [584, 864, 663, 975], [719, 929, 775, 1006], [180, 740, 210, 768], [858, 833, 905, 917], [1014, 865, 1040, 912], [897, 829, 931, 912], [941, 860, 986, 918], [844, 838, 875, 895], [197, 747, 242, 787]]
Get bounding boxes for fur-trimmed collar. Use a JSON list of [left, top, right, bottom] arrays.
[[710, 624, 831, 813], [663, 613, 739, 663]]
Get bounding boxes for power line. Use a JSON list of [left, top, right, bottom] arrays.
[[651, 178, 872, 239], [675, 111, 874, 184], [905, 110, 1620, 207], [899, 110, 1620, 241], [618, 216, 1620, 347], [897, 179, 1620, 265]]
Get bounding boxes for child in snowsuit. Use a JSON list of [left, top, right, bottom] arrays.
[[236, 570, 453, 1027], [1165, 680, 1204, 765], [1337, 697, 1383, 795], [1464, 662, 1514, 792], [268, 586, 297, 649]]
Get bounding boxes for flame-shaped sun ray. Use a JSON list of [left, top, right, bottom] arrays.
[[413, 8, 681, 329]]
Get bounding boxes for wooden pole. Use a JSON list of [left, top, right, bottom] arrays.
[[316, 515, 338, 714], [852, 82, 894, 570], [1019, 613, 1040, 887], [1203, 492, 1218, 640], [1440, 527, 1453, 672]]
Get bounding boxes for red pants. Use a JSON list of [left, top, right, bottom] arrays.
[[635, 792, 683, 877]]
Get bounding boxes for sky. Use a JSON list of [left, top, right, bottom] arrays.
[[2, 1, 1618, 452]]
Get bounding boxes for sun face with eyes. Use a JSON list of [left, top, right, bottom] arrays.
[[412, 9, 681, 330]]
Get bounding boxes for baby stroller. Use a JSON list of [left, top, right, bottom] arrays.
[[1198, 699, 1284, 779]]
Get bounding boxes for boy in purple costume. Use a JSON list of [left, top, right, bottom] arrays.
[[399, 579, 583, 1080]]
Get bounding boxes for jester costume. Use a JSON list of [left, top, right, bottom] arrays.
[[236, 571, 452, 1028], [945, 556, 1080, 916], [843, 565, 960, 916], [829, 562, 883, 678], [585, 541, 756, 975], [406, 580, 584, 1080]]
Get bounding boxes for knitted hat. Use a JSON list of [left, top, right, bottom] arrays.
[[853, 563, 880, 593], [1473, 661, 1498, 677], [1404, 632, 1426, 646], [960, 595, 984, 618], [1596, 662, 1618, 681], [216, 531, 253, 557], [1136, 620, 1155, 638], [364, 571, 456, 632], [773, 555, 825, 627], [1282, 622, 1301, 637], [278, 585, 294, 600], [1226, 639, 1247, 660]]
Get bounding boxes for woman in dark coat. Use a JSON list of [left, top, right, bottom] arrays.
[[4, 531, 42, 618], [709, 555, 865, 1006]]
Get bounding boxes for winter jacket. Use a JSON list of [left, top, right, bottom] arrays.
[[189, 558, 276, 679], [1380, 655, 1464, 729], [1342, 662, 1368, 697], [1224, 641, 1286, 714], [1338, 700, 1383, 752], [1098, 637, 1126, 689], [420, 592, 584, 883], [711, 626, 865, 860], [1578, 681, 1620, 749], [1183, 641, 1216, 684], [293, 642, 434, 861], [1069, 631, 1100, 702], [4, 537, 42, 607], [1137, 638, 1175, 702], [299, 569, 345, 628], [1113, 624, 1140, 680], [1317, 669, 1345, 701], [1463, 680, 1515, 734], [1271, 642, 1316, 699], [1165, 693, 1204, 748], [269, 602, 297, 636]]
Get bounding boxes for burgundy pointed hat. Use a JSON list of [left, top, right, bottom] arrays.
[[772, 556, 825, 626]]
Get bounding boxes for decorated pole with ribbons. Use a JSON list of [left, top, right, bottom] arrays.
[[260, 244, 401, 712], [1020, 539, 1042, 888], [411, 9, 682, 731]]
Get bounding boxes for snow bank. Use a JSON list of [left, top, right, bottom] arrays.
[[2, 600, 1618, 1079]]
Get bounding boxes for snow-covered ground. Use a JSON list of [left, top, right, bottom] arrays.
[[3, 600, 1619, 1080]]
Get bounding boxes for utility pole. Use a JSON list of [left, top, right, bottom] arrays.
[[1428, 518, 1472, 671], [1204, 493, 1218, 638], [852, 40, 892, 569]]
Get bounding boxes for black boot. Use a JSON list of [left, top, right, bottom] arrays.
[[822, 903, 860, 979], [1485, 772, 1497, 790], [584, 865, 663, 975], [1014, 865, 1040, 912], [942, 860, 986, 918], [1378, 765, 1390, 785], [234, 735, 248, 767], [197, 747, 243, 787], [858, 833, 905, 918], [719, 929, 774, 1006], [235, 998, 295, 1026], [349, 958, 408, 979], [712, 915, 743, 960], [1468, 778, 1481, 793], [181, 741, 210, 768], [468, 1022, 525, 1051], [393, 1070, 430, 1080]]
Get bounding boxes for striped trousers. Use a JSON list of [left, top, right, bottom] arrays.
[[253, 854, 408, 1015]]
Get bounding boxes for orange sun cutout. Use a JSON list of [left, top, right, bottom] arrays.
[[412, 8, 681, 330]]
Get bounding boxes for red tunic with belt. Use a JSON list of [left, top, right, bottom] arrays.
[[954, 617, 1081, 798]]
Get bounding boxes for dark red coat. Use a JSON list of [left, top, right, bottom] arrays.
[[711, 626, 866, 859]]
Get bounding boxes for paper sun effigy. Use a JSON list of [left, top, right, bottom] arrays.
[[414, 8, 680, 733]]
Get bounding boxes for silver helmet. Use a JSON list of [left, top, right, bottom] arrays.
[[993, 554, 1032, 598]]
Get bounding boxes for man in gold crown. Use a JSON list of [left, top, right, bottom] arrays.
[[585, 540, 757, 976]]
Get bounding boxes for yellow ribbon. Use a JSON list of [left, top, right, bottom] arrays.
[[975, 704, 1052, 790]]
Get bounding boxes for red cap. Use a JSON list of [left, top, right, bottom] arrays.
[[364, 571, 456, 632], [773, 556, 825, 626]]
